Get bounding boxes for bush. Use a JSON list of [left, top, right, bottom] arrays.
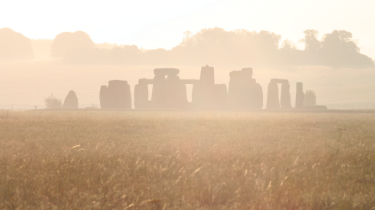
[[44, 94, 62, 109], [304, 89, 316, 106]]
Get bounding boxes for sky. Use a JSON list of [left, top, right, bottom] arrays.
[[1, 0, 375, 59]]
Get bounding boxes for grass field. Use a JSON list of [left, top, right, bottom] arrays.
[[1, 111, 375, 209]]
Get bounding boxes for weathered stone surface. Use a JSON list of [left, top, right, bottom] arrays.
[[200, 65, 215, 86], [191, 83, 200, 108], [266, 82, 280, 109], [250, 83, 263, 109], [63, 90, 78, 109], [138, 68, 190, 109], [132, 66, 267, 110], [134, 84, 149, 109], [241, 68, 253, 77], [266, 79, 291, 109], [139, 78, 153, 85], [295, 82, 304, 109], [100, 80, 132, 109], [164, 75, 189, 109], [213, 84, 228, 109], [100, 85, 109, 109], [228, 68, 259, 109], [280, 83, 292, 109], [119, 81, 131, 109], [107, 80, 131, 109], [151, 75, 166, 108], [197, 65, 215, 109], [270, 78, 289, 84]]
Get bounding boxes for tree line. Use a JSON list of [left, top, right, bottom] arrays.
[[1, 27, 373, 67]]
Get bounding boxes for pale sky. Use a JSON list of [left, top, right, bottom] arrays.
[[1, 0, 375, 59]]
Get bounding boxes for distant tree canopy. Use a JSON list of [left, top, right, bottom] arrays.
[[51, 31, 95, 58], [62, 28, 374, 67], [3, 27, 372, 67], [300, 30, 372, 66], [0, 28, 33, 61], [304, 90, 317, 106]]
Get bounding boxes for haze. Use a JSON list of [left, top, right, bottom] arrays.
[[1, 0, 375, 58], [4, 2, 375, 208], [1, 0, 375, 109]]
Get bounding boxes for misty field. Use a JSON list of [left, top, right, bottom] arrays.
[[1, 111, 375, 209]]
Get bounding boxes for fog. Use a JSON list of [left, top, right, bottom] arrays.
[[1, 27, 375, 109]]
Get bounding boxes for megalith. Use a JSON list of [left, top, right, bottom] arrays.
[[151, 74, 166, 108], [198, 65, 215, 109], [266, 81, 279, 109], [134, 79, 149, 109], [213, 84, 228, 109], [108, 80, 131, 109], [99, 85, 109, 109], [63, 90, 78, 109], [228, 68, 262, 109], [163, 74, 188, 109], [250, 83, 263, 109], [100, 80, 131, 109], [280, 83, 292, 109], [295, 82, 304, 109]]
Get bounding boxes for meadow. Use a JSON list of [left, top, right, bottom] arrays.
[[0, 110, 375, 209]]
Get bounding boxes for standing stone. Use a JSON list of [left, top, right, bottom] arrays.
[[118, 81, 132, 109], [250, 83, 263, 109], [63, 90, 78, 109], [191, 83, 200, 109], [164, 75, 188, 109], [295, 82, 304, 109], [108, 80, 131, 109], [200, 65, 215, 86], [120, 81, 132, 109], [228, 68, 258, 109], [197, 65, 215, 109], [243, 79, 257, 108], [213, 84, 228, 109], [134, 83, 149, 109], [148, 68, 188, 109], [266, 82, 280, 109], [100, 85, 109, 109], [107, 81, 118, 108], [151, 75, 166, 108], [280, 83, 292, 109]]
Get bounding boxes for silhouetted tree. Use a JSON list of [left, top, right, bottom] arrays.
[[320, 30, 373, 66], [279, 40, 303, 65], [299, 30, 373, 66], [60, 28, 373, 67], [304, 90, 316, 106], [44, 94, 62, 109], [51, 31, 95, 58], [0, 28, 33, 61], [302, 30, 321, 51]]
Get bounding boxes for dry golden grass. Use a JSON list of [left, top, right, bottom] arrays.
[[1, 111, 375, 209]]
